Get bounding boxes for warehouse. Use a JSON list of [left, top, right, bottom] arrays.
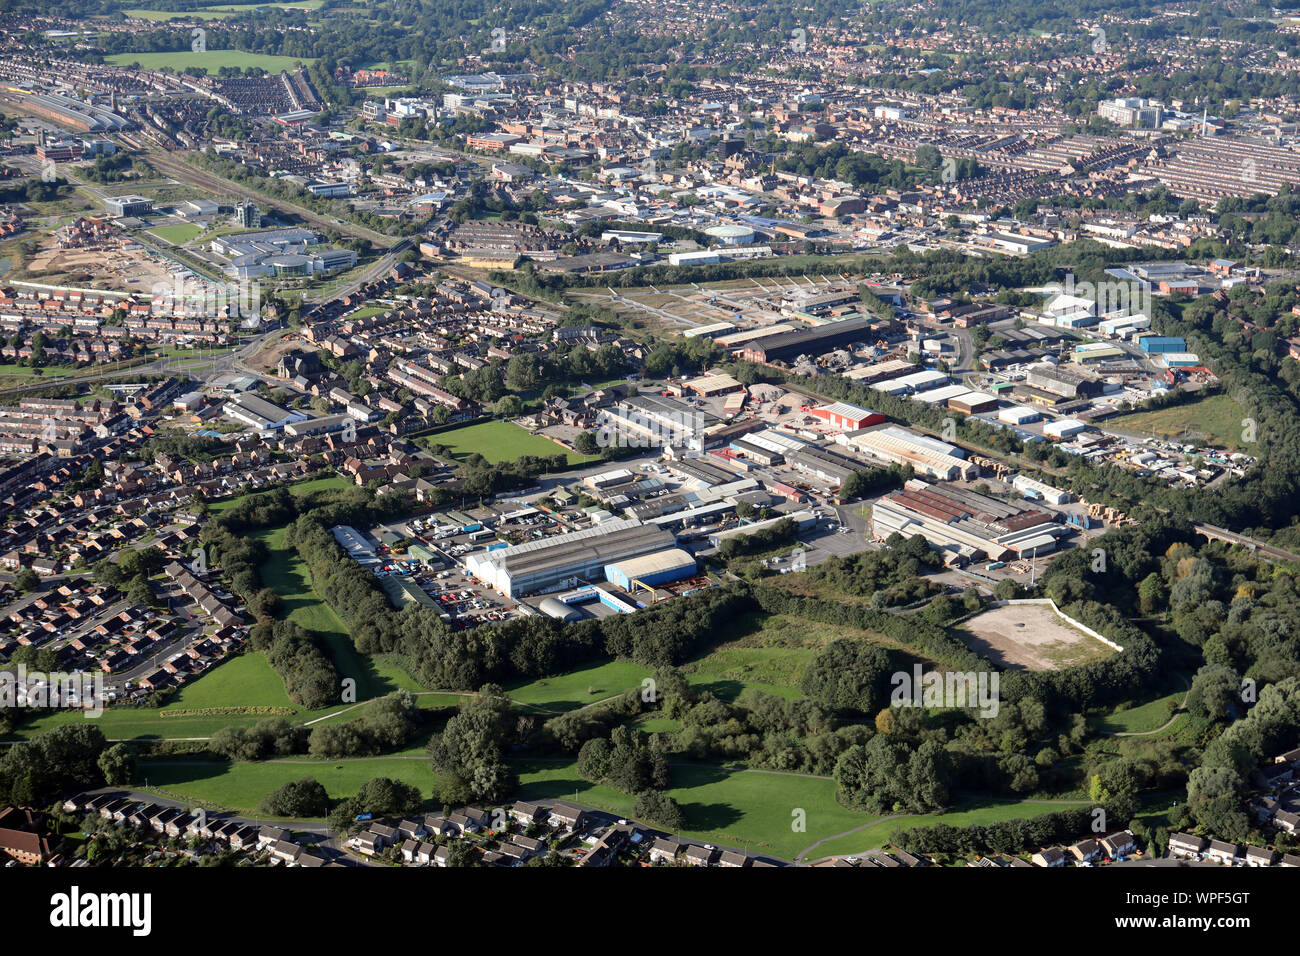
[[809, 402, 884, 432], [1012, 474, 1072, 505], [741, 316, 875, 364], [223, 393, 307, 431], [947, 390, 999, 415], [998, 406, 1041, 425], [842, 425, 977, 481], [605, 549, 697, 591], [1138, 336, 1186, 354], [890, 369, 950, 393], [465, 518, 676, 598], [715, 324, 799, 350], [539, 597, 584, 622], [784, 444, 868, 488], [844, 358, 914, 383], [683, 372, 745, 396], [913, 383, 970, 405], [870, 484, 1061, 563], [332, 525, 377, 564], [1044, 418, 1087, 439], [1025, 364, 1104, 399], [730, 438, 783, 466]]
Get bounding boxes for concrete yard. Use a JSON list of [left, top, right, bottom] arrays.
[[956, 603, 1116, 671]]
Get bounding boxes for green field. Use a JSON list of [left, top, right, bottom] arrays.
[[679, 612, 898, 702], [1106, 394, 1250, 452], [136, 753, 866, 857], [149, 223, 204, 245], [505, 659, 651, 713], [425, 419, 597, 467], [207, 474, 354, 513], [164, 652, 295, 711], [106, 50, 315, 72], [124, 2, 323, 19], [136, 757, 436, 815], [253, 525, 420, 700], [1091, 688, 1186, 735], [516, 760, 872, 861], [807, 797, 1090, 860]]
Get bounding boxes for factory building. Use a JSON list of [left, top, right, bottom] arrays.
[[784, 444, 869, 488], [1043, 418, 1087, 439], [870, 483, 1061, 564], [998, 406, 1041, 425], [809, 402, 884, 432], [741, 316, 876, 364], [222, 393, 307, 431], [332, 525, 378, 564], [946, 390, 1000, 415], [465, 518, 675, 598], [1025, 364, 1105, 399], [605, 549, 697, 591], [1011, 474, 1072, 505], [1138, 336, 1186, 354], [840, 425, 977, 481]]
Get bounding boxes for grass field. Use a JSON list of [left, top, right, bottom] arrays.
[[505, 659, 651, 713], [1091, 688, 1185, 735], [1106, 394, 1250, 452], [425, 420, 597, 467], [106, 50, 315, 72], [253, 525, 420, 700], [807, 797, 1090, 860], [516, 760, 871, 861], [149, 223, 204, 245], [207, 474, 354, 513], [136, 757, 437, 815], [124, 2, 323, 19], [679, 611, 898, 702]]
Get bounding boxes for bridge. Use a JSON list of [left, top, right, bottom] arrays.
[[1192, 524, 1300, 564]]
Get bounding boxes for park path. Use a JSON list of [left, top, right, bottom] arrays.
[[1103, 678, 1191, 738]]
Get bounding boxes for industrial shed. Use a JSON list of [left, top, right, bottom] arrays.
[[605, 549, 697, 591]]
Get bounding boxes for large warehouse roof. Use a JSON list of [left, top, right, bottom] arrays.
[[466, 518, 676, 595], [606, 548, 696, 581]]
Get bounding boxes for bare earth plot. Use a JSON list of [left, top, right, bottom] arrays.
[[956, 604, 1115, 671]]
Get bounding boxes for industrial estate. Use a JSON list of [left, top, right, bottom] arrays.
[[0, 3, 1296, 917]]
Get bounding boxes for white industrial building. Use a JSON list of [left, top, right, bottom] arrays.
[[1044, 418, 1087, 439], [465, 518, 675, 598], [1012, 474, 1072, 505], [998, 406, 1041, 425], [838, 425, 977, 481]]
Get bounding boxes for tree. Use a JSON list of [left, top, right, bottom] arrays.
[[494, 394, 523, 419], [13, 569, 39, 593], [634, 790, 685, 831], [801, 640, 892, 713], [261, 778, 331, 817], [97, 743, 135, 786]]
